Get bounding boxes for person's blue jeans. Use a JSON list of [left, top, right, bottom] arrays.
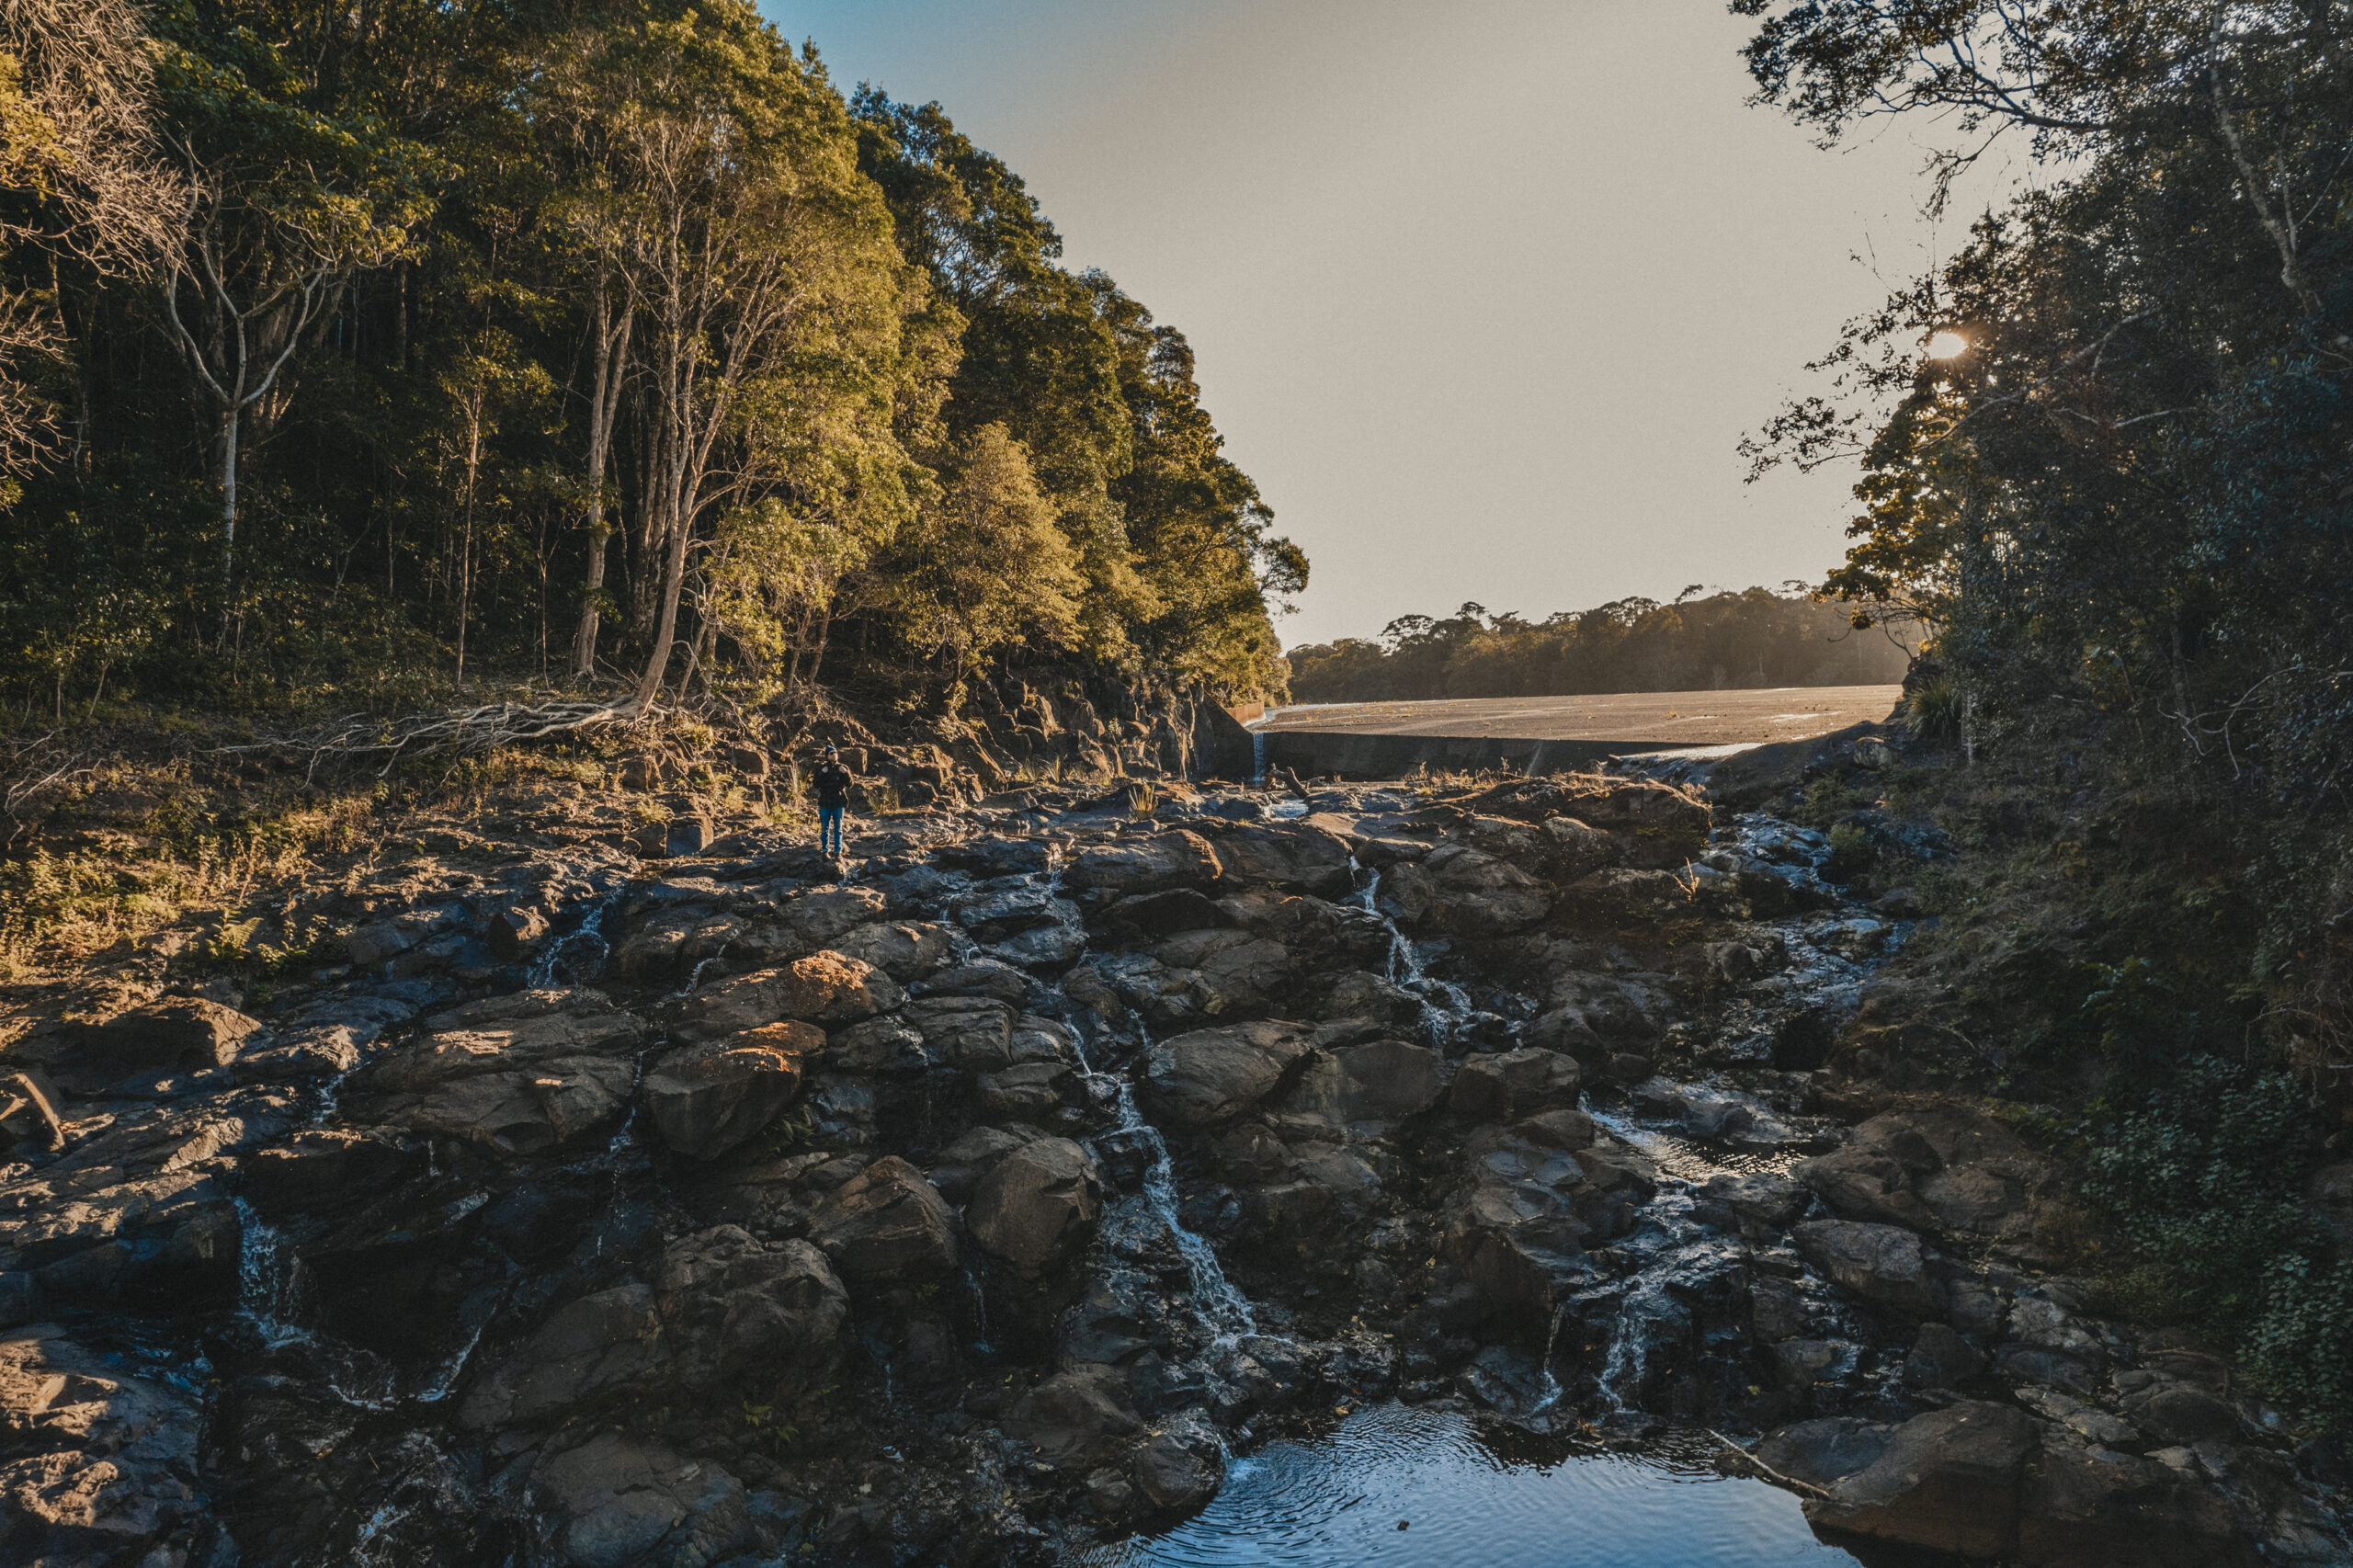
[[818, 805, 845, 855]]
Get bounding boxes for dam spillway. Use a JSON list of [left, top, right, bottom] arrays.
[[1251, 685, 1904, 779]]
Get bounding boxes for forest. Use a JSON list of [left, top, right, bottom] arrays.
[[1283, 586, 1915, 705], [0, 0, 1305, 723], [1736, 0, 2353, 1420]]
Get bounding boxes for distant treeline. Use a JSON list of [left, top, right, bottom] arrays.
[[1284, 588, 1915, 704]]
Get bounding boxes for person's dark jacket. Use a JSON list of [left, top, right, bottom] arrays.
[[810, 760, 854, 810]]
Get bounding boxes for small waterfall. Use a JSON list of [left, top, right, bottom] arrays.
[[667, 952, 722, 1001], [964, 1268, 994, 1356], [1069, 1017, 1257, 1344], [234, 1198, 310, 1349], [1531, 1302, 1570, 1414], [529, 891, 620, 988], [1250, 732, 1267, 785], [1350, 866, 1474, 1049]]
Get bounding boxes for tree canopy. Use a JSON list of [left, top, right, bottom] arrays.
[[0, 0, 1302, 721]]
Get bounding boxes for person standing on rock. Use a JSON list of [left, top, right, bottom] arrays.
[[811, 744, 853, 857]]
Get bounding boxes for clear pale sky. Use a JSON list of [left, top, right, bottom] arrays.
[[767, 0, 2010, 649]]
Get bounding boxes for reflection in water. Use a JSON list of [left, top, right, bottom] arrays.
[[1083, 1404, 1856, 1568]]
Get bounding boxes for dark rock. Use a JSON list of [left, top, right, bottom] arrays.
[[1449, 1048, 1582, 1122], [1381, 844, 1552, 937], [92, 998, 264, 1071], [969, 1138, 1103, 1277], [529, 1433, 753, 1568], [2019, 1442, 2255, 1568], [828, 920, 952, 982], [1806, 1401, 2038, 1560], [1756, 1416, 1893, 1487], [1063, 833, 1222, 897], [1904, 1321, 1986, 1390], [0, 1325, 204, 1562], [1210, 822, 1355, 897], [1003, 1366, 1144, 1468], [1103, 889, 1232, 938], [231, 1026, 359, 1084], [1791, 1220, 1948, 1318], [1140, 1020, 1318, 1130], [1277, 1038, 1446, 1131], [641, 1022, 818, 1160], [807, 1156, 959, 1285]]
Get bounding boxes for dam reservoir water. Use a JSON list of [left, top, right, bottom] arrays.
[[1085, 1405, 1859, 1568]]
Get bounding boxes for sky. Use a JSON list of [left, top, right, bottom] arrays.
[[767, 0, 2019, 649]]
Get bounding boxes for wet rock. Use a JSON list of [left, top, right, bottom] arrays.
[[364, 1003, 647, 1157], [1003, 1365, 1144, 1468], [1791, 1220, 1948, 1318], [1278, 1038, 1446, 1132], [1103, 889, 1231, 938], [651, 1229, 847, 1392], [1154, 931, 1290, 1017], [610, 907, 743, 982], [901, 995, 1016, 1068], [1449, 1048, 1581, 1122], [1209, 822, 1355, 897], [0, 1324, 203, 1562], [90, 997, 264, 1072], [673, 955, 902, 1043], [1756, 1415, 1893, 1487], [1140, 1020, 1318, 1130], [242, 1129, 420, 1211], [642, 1022, 819, 1160], [974, 1061, 1074, 1117], [825, 1014, 934, 1076], [486, 904, 552, 961], [1319, 970, 1418, 1025], [1696, 1171, 1808, 1231], [1131, 1418, 1222, 1514], [1904, 1321, 1986, 1390], [231, 1025, 360, 1084], [1381, 844, 1551, 937], [529, 1432, 753, 1568], [2020, 1442, 2254, 1568], [827, 920, 952, 982], [1805, 1401, 2037, 1560], [461, 1230, 846, 1429], [1063, 832, 1222, 897], [928, 1126, 1042, 1206], [1795, 1108, 2052, 1241], [806, 1156, 959, 1285], [969, 1137, 1104, 1277]]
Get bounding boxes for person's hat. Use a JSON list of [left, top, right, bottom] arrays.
[[823, 744, 837, 755]]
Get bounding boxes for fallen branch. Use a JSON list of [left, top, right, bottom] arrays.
[[224, 697, 645, 781], [1705, 1428, 1836, 1499]]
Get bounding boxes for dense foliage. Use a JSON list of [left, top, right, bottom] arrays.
[[1285, 587, 1913, 704], [1736, 0, 2353, 1422], [0, 0, 1301, 721]]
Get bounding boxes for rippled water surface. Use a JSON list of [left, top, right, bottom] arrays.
[[1085, 1405, 1857, 1568]]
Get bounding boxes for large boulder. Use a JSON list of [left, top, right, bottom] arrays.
[[364, 1002, 647, 1157], [902, 996, 1016, 1069], [671, 956, 902, 1043], [641, 1022, 820, 1160], [90, 998, 264, 1072], [651, 1229, 847, 1392], [807, 1156, 959, 1285], [460, 1228, 846, 1430], [1139, 1020, 1317, 1130], [1805, 1402, 2037, 1560], [1277, 1038, 1446, 1132], [1381, 844, 1551, 937], [1756, 1416, 1894, 1488], [1001, 1365, 1143, 1468], [1791, 1220, 1948, 1318], [827, 920, 952, 983], [1450, 1048, 1582, 1123], [968, 1138, 1103, 1277], [1210, 823, 1355, 897], [1795, 1108, 2054, 1241], [2018, 1441, 2255, 1568], [1063, 832, 1222, 897], [529, 1433, 754, 1568], [0, 1324, 205, 1563]]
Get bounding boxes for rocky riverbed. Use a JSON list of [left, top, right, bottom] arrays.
[[2, 724, 2347, 1566]]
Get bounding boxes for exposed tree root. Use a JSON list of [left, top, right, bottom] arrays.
[[230, 697, 647, 780]]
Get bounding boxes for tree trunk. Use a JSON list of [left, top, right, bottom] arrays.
[[634, 493, 691, 710], [572, 282, 631, 680]]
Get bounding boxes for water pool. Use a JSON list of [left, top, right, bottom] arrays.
[[1082, 1404, 1857, 1568]]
